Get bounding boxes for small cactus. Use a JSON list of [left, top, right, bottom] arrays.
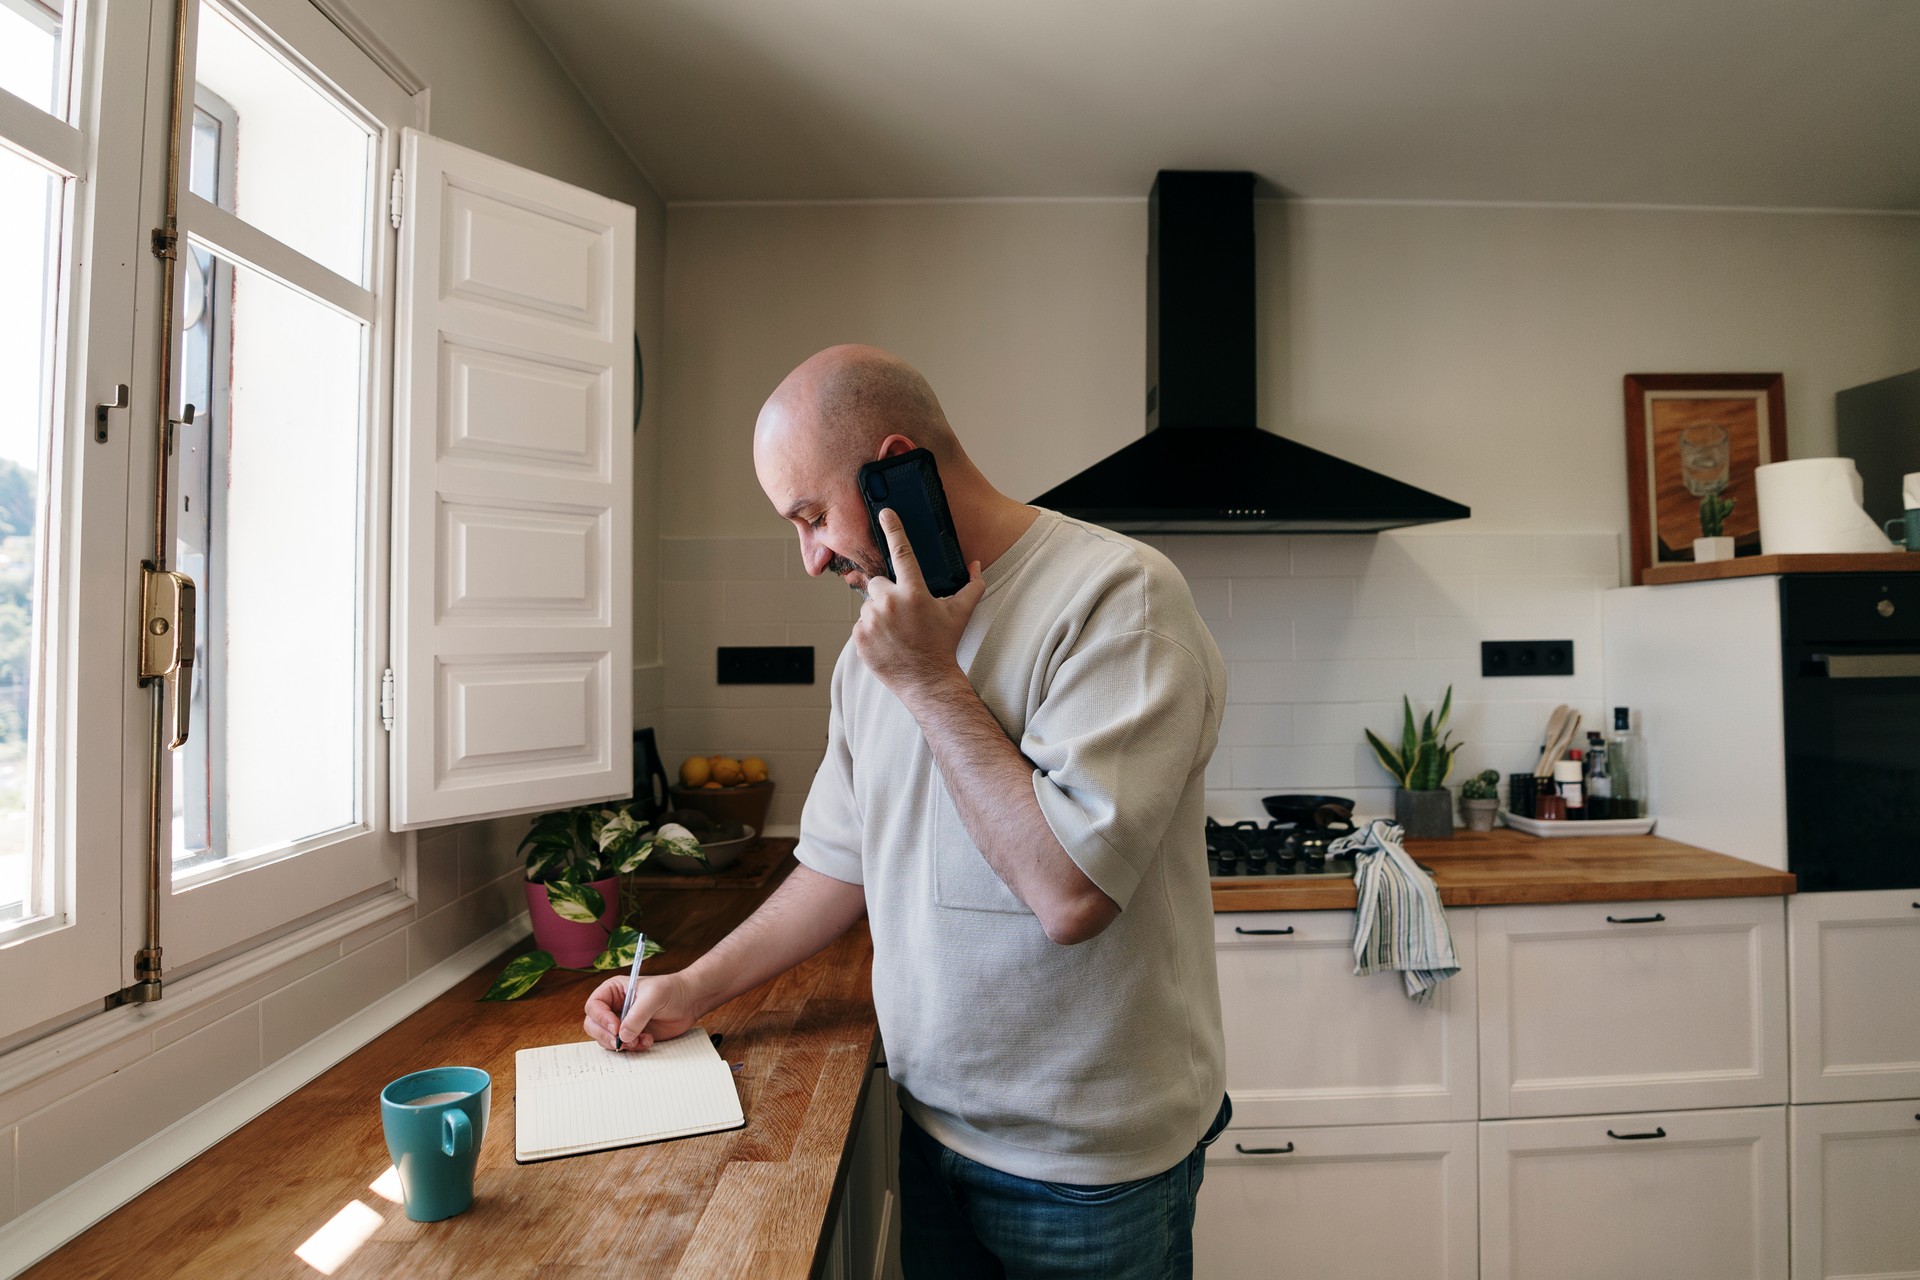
[[1700, 492, 1735, 538], [1460, 769, 1500, 800]]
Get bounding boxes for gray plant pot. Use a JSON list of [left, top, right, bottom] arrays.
[[1395, 788, 1455, 839], [1460, 797, 1499, 833]]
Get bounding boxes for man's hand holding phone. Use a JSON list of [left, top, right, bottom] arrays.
[[855, 507, 984, 699]]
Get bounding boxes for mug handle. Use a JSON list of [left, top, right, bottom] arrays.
[[1887, 517, 1907, 543], [441, 1107, 472, 1158]]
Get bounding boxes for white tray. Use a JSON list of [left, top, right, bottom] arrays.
[[1499, 811, 1656, 838]]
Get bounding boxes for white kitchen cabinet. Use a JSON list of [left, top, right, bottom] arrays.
[[1480, 1106, 1789, 1280], [1790, 1099, 1920, 1280], [1477, 897, 1788, 1118], [1214, 908, 1478, 1127], [1788, 890, 1920, 1104], [825, 1060, 902, 1280], [1194, 1120, 1478, 1280]]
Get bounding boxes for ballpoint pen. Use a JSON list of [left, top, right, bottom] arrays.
[[613, 932, 647, 1051]]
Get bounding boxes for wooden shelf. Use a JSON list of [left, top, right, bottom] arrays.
[[1642, 552, 1916, 585]]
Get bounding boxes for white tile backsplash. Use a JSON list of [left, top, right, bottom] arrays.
[[261, 932, 408, 1065], [1155, 529, 1618, 819], [659, 528, 1622, 828], [17, 1008, 260, 1213]]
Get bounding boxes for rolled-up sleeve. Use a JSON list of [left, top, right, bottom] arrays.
[[1023, 628, 1217, 909], [796, 690, 865, 885]]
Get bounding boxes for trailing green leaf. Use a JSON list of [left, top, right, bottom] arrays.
[[593, 926, 641, 970], [592, 928, 665, 971], [480, 950, 555, 1001], [545, 880, 605, 924]]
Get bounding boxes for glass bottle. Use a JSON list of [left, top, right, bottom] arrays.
[[1607, 707, 1647, 819]]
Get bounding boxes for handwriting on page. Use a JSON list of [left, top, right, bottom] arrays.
[[515, 1027, 744, 1160]]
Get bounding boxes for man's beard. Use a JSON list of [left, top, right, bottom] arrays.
[[828, 552, 886, 598]]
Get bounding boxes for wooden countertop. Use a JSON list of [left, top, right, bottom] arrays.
[[1642, 551, 1916, 584], [32, 842, 877, 1280], [1211, 828, 1795, 912]]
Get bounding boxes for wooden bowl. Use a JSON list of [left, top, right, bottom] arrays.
[[668, 781, 774, 834]]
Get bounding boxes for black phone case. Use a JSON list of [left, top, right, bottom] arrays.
[[858, 449, 969, 597]]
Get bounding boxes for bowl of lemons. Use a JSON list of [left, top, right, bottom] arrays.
[[669, 754, 773, 835]]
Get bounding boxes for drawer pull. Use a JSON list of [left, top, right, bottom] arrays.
[[1234, 926, 1295, 936], [1234, 1142, 1295, 1155], [1605, 913, 1666, 924], [1606, 1127, 1667, 1141]]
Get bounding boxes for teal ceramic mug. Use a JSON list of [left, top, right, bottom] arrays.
[[1887, 510, 1920, 551], [380, 1066, 490, 1222]]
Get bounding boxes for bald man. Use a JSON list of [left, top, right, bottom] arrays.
[[586, 346, 1230, 1279]]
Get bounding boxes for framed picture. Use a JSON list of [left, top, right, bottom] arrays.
[[1622, 373, 1788, 584]]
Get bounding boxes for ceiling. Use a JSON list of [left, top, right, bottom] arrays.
[[509, 0, 1920, 210]]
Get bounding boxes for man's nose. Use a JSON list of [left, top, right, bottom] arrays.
[[799, 533, 832, 577]]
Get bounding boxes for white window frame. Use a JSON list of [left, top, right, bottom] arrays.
[[0, 0, 635, 1043], [0, 0, 152, 1040], [136, 0, 419, 973]]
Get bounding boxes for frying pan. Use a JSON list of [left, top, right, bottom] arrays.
[[1260, 794, 1357, 829]]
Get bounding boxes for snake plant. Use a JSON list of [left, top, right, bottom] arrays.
[[1365, 686, 1460, 791]]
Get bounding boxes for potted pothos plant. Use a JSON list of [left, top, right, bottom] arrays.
[[481, 806, 703, 1001]]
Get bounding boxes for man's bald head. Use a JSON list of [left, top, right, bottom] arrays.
[[755, 344, 959, 471]]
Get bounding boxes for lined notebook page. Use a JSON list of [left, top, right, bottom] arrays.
[[514, 1027, 744, 1163]]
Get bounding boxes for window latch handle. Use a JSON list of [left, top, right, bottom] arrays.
[[95, 383, 128, 443], [138, 564, 197, 748]]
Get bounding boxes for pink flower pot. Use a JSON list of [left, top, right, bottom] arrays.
[[523, 875, 620, 969]]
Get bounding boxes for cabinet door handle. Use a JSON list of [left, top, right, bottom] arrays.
[[1606, 1127, 1667, 1140], [1605, 913, 1666, 924], [1234, 1142, 1295, 1155], [1233, 926, 1294, 936]]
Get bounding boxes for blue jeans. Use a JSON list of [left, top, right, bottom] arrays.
[[898, 1095, 1232, 1280]]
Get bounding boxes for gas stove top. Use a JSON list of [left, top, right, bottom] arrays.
[[1205, 818, 1357, 881]]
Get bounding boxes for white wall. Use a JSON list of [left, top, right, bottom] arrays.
[[656, 199, 1920, 819], [0, 0, 663, 1251]]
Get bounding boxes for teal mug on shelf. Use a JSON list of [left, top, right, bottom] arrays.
[[1887, 510, 1920, 551], [380, 1065, 491, 1222]]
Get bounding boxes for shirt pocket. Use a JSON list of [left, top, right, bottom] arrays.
[[931, 777, 1031, 915]]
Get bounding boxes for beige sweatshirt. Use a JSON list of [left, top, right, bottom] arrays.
[[796, 509, 1227, 1185]]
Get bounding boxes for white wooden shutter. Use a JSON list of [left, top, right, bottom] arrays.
[[390, 129, 633, 828]]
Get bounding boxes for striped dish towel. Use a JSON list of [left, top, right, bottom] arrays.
[[1335, 819, 1459, 1005]]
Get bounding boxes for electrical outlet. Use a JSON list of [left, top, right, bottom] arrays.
[[716, 646, 814, 685], [1480, 639, 1575, 678]]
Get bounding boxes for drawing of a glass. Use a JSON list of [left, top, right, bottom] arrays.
[[1678, 423, 1730, 496]]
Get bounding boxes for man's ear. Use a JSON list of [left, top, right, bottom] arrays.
[[875, 434, 916, 460]]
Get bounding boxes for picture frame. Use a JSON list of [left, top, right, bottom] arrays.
[[1622, 373, 1788, 584]]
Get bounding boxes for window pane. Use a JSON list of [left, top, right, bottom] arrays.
[[0, 0, 66, 117], [172, 257, 363, 879], [0, 146, 60, 923], [192, 3, 372, 284]]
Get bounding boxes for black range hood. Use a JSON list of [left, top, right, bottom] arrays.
[[1033, 170, 1469, 534]]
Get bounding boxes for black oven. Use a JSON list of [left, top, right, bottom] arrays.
[[1781, 574, 1920, 892]]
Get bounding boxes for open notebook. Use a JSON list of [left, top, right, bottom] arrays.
[[514, 1027, 745, 1163]]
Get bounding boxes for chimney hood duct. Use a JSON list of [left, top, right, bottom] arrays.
[[1032, 170, 1470, 534]]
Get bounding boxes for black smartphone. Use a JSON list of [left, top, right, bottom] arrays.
[[857, 448, 970, 597]]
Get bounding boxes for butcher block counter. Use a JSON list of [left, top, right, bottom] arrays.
[[1212, 828, 1795, 912], [31, 840, 878, 1280]]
